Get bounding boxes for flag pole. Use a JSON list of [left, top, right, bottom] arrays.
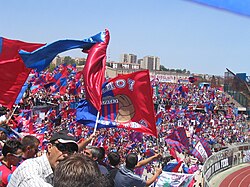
[[6, 105, 19, 124], [5, 105, 24, 139], [91, 111, 100, 145]]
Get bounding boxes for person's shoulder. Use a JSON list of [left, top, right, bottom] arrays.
[[98, 164, 109, 175]]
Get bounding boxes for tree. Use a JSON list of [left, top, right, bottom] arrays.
[[63, 56, 76, 65]]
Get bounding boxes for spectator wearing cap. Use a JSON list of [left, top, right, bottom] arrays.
[[114, 153, 162, 187], [7, 130, 78, 187], [0, 139, 23, 187]]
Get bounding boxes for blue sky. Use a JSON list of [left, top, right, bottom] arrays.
[[1, 0, 250, 76]]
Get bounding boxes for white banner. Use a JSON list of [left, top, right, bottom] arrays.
[[195, 141, 208, 161], [155, 171, 194, 187]]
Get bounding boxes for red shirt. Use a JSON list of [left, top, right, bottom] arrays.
[[0, 162, 14, 187]]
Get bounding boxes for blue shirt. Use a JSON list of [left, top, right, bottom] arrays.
[[114, 166, 146, 187]]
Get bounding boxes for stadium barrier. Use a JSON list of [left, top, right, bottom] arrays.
[[202, 143, 250, 187]]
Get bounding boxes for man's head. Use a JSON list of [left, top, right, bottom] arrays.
[[21, 135, 40, 159], [125, 153, 138, 169], [2, 139, 23, 166], [84, 146, 101, 161], [107, 152, 120, 167], [53, 153, 102, 187], [47, 130, 78, 169], [0, 124, 11, 141]]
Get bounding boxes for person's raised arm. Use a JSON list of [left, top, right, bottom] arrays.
[[145, 167, 162, 187], [135, 153, 161, 168], [77, 133, 97, 152]]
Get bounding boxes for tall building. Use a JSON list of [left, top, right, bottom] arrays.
[[120, 53, 137, 64], [142, 56, 160, 70]]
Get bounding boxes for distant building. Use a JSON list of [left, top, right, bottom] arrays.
[[120, 54, 137, 64], [51, 56, 64, 67], [141, 56, 160, 71], [107, 61, 140, 70]]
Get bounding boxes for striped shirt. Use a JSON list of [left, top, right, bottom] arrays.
[[7, 154, 53, 187]]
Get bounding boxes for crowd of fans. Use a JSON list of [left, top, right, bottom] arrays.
[[0, 65, 249, 187]]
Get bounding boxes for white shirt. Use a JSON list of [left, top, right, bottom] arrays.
[[7, 154, 53, 187]]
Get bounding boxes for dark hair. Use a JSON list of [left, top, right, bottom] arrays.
[[108, 152, 120, 166], [125, 153, 138, 169], [54, 153, 113, 187], [98, 147, 106, 161], [21, 135, 40, 151], [2, 139, 23, 157]]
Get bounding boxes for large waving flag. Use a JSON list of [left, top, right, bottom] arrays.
[[188, 0, 250, 17], [19, 31, 105, 71], [0, 37, 45, 109], [82, 29, 110, 111], [77, 70, 158, 137], [1, 30, 107, 109]]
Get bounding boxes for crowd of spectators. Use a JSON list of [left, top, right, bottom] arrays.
[[0, 65, 249, 186]]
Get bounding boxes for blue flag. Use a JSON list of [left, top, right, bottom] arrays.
[[19, 31, 105, 71], [188, 0, 250, 17], [76, 99, 117, 128]]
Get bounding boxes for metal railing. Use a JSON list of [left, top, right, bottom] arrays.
[[202, 143, 250, 187]]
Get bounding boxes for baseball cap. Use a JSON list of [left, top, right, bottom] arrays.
[[50, 130, 78, 152]]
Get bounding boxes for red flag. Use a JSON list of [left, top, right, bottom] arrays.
[[0, 37, 45, 108], [105, 70, 157, 137], [169, 147, 179, 161], [82, 29, 110, 111], [77, 70, 158, 137]]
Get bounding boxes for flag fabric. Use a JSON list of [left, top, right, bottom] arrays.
[[195, 123, 202, 134], [144, 149, 155, 158], [163, 161, 183, 172], [134, 166, 145, 177], [188, 76, 197, 83], [50, 64, 69, 95], [155, 171, 194, 187], [165, 139, 186, 153], [15, 73, 34, 104], [188, 0, 250, 17], [82, 29, 109, 111], [19, 31, 105, 71], [77, 70, 158, 137], [169, 147, 180, 162], [129, 131, 143, 142], [0, 37, 45, 108], [167, 127, 190, 149], [155, 111, 163, 126], [191, 138, 212, 163]]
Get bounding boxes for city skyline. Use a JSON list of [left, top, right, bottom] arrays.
[[1, 0, 250, 76]]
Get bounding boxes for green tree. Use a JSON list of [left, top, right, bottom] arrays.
[[63, 56, 76, 65]]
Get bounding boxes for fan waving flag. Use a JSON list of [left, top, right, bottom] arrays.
[[0, 37, 45, 109], [82, 29, 110, 111], [77, 70, 158, 137]]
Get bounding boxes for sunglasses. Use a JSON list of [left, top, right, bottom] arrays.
[[11, 153, 23, 159], [53, 143, 78, 153]]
